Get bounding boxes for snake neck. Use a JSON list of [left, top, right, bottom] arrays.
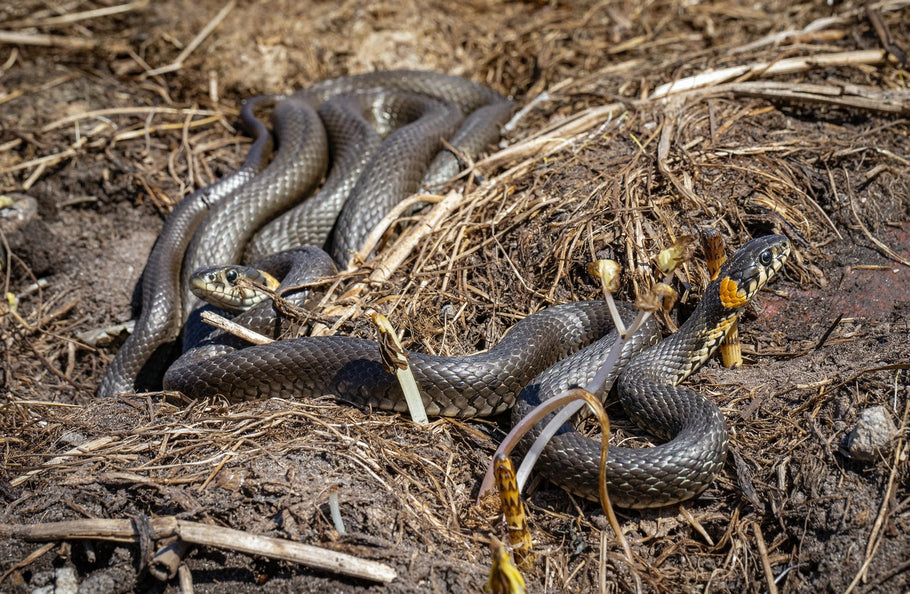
[[627, 281, 739, 387]]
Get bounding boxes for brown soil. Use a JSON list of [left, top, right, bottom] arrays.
[[1, 0, 909, 592]]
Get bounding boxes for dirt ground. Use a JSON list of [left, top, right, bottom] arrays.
[[1, 0, 909, 592]]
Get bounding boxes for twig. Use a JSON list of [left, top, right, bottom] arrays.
[[149, 539, 192, 581], [0, 542, 56, 585], [846, 168, 910, 267], [651, 49, 891, 98], [728, 0, 910, 55], [177, 564, 194, 593], [0, 148, 78, 175], [3, 1, 149, 29], [714, 81, 910, 114], [0, 30, 130, 52], [350, 193, 442, 268], [142, 1, 236, 78], [317, 189, 468, 328], [10, 436, 116, 487], [199, 310, 273, 345], [41, 106, 224, 132], [0, 517, 397, 584], [866, 2, 907, 66], [753, 521, 779, 594]]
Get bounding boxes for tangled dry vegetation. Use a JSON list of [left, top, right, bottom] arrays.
[[1, 0, 909, 592]]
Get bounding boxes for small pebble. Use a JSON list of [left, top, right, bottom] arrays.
[[841, 406, 898, 462]]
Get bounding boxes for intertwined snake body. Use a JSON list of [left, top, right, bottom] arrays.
[[98, 71, 512, 397], [171, 236, 789, 507], [99, 71, 790, 507]]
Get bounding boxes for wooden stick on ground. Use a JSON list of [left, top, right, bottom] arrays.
[[0, 517, 397, 584]]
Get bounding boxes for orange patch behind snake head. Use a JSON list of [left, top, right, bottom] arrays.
[[719, 276, 749, 308]]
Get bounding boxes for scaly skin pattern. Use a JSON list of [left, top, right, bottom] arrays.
[[514, 234, 790, 507], [173, 231, 788, 508], [164, 300, 659, 417], [96, 97, 274, 397], [100, 71, 513, 396]]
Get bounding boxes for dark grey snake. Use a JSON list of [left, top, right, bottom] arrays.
[[168, 234, 789, 507], [98, 71, 513, 397], [98, 70, 790, 507]]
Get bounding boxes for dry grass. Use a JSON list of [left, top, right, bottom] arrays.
[[1, 0, 909, 592]]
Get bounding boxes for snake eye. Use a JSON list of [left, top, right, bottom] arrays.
[[759, 249, 773, 266], [225, 268, 239, 284]]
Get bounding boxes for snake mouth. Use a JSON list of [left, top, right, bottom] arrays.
[[718, 234, 790, 306], [188, 265, 276, 312]]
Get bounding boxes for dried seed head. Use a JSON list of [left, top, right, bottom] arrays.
[[657, 235, 695, 274], [634, 292, 662, 312], [652, 282, 678, 311], [587, 259, 622, 293]]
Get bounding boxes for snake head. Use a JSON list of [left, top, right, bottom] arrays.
[[716, 234, 790, 309], [189, 265, 280, 312]]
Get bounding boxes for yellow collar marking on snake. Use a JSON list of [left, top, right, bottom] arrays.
[[719, 276, 748, 308]]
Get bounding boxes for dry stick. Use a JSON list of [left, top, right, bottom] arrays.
[[846, 175, 910, 267], [149, 539, 192, 581], [113, 114, 224, 142], [656, 105, 703, 205], [0, 148, 78, 176], [0, 542, 56, 585], [42, 106, 224, 132], [479, 102, 625, 172], [715, 81, 910, 114], [198, 310, 273, 345], [10, 436, 117, 487], [316, 190, 468, 328], [3, 0, 149, 28], [651, 49, 891, 98], [177, 564, 194, 593], [142, 0, 236, 78], [349, 193, 443, 269], [0, 517, 397, 584], [0, 30, 130, 52], [729, 0, 910, 55], [753, 522, 779, 594], [867, 2, 908, 65]]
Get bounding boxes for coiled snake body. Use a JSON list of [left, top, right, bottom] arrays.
[[99, 71, 513, 397], [99, 70, 790, 507], [170, 235, 789, 507]]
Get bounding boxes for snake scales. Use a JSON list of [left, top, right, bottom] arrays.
[[99, 70, 790, 507], [98, 71, 513, 398]]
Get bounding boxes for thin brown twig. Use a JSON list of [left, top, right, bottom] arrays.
[[2, 1, 149, 29], [141, 0, 236, 78]]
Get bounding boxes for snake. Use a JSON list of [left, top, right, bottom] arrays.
[[97, 71, 513, 398], [97, 96, 275, 397], [96, 69, 790, 506], [169, 234, 790, 507]]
